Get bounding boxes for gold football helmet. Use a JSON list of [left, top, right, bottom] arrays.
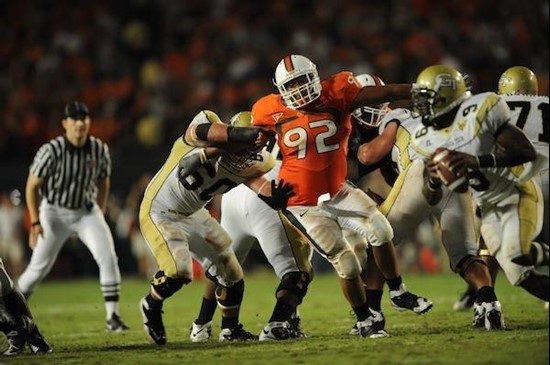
[[412, 65, 471, 123], [498, 66, 538, 96], [229, 111, 252, 127]]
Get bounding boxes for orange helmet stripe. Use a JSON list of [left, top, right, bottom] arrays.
[[284, 56, 295, 72]]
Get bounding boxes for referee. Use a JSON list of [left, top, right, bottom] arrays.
[[18, 101, 129, 332]]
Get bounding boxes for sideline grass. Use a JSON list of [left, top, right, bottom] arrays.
[[3, 271, 548, 364]]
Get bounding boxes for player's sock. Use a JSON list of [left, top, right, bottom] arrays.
[[386, 276, 403, 291], [3, 289, 33, 319], [268, 300, 295, 323], [476, 286, 498, 303], [352, 303, 370, 321], [101, 282, 121, 318], [221, 316, 239, 329], [145, 293, 163, 308], [366, 289, 383, 311], [195, 297, 217, 325], [105, 300, 119, 319]]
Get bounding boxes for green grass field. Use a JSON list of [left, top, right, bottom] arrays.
[[3, 271, 548, 365]]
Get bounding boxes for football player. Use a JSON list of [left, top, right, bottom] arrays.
[[409, 65, 549, 315], [189, 112, 312, 342], [353, 72, 503, 330], [454, 66, 549, 310], [251, 55, 432, 338], [138, 110, 293, 345]]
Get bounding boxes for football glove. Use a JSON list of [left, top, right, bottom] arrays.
[[258, 179, 295, 210], [178, 150, 208, 184]]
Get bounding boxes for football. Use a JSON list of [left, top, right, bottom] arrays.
[[432, 148, 469, 193]]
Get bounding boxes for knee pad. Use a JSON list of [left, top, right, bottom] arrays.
[[368, 212, 394, 247], [215, 279, 244, 309], [276, 271, 311, 303], [214, 249, 244, 286], [330, 249, 362, 279], [456, 255, 487, 277], [151, 270, 190, 299]]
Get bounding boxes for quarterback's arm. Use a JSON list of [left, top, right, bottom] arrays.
[[422, 160, 443, 205], [96, 177, 110, 213], [351, 84, 412, 110], [25, 172, 44, 248], [447, 123, 537, 172], [357, 122, 399, 165]]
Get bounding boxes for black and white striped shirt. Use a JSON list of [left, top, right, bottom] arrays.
[[30, 136, 111, 209]]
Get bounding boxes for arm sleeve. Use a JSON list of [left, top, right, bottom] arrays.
[[326, 72, 362, 112], [29, 144, 53, 178]]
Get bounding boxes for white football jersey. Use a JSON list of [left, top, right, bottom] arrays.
[[144, 127, 275, 216], [378, 108, 424, 173], [502, 94, 549, 170], [411, 92, 527, 205]]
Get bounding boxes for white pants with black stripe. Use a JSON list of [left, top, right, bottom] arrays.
[[17, 200, 121, 304], [220, 184, 312, 279]]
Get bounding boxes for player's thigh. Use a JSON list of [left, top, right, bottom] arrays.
[[535, 170, 549, 244], [192, 208, 242, 283], [283, 206, 360, 278], [501, 181, 543, 258], [221, 192, 255, 263], [139, 209, 194, 279], [380, 160, 430, 242], [255, 210, 312, 278], [334, 189, 394, 247], [438, 191, 478, 270]]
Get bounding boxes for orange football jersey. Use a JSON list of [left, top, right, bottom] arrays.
[[252, 71, 361, 206]]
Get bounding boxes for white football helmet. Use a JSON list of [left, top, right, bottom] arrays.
[[351, 74, 389, 128], [273, 55, 321, 109]]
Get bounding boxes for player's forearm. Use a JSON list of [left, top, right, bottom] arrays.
[[186, 123, 263, 148], [97, 178, 110, 212], [477, 147, 536, 168], [357, 140, 391, 166], [354, 84, 412, 108]]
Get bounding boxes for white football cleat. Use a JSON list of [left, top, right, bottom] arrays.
[[190, 321, 212, 342], [473, 301, 505, 330], [259, 321, 291, 341], [390, 283, 433, 314]]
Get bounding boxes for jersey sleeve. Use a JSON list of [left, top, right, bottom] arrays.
[[185, 110, 223, 147], [378, 108, 411, 134], [251, 97, 276, 132], [98, 142, 112, 179], [29, 143, 54, 179], [324, 72, 362, 112], [479, 94, 512, 136]]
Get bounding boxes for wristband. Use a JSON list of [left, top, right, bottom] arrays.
[[476, 153, 496, 168], [31, 221, 41, 227], [227, 126, 260, 144]]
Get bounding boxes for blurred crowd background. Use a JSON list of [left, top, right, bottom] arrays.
[[1, 0, 548, 278]]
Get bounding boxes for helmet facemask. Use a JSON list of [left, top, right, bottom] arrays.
[[352, 103, 389, 128], [275, 70, 321, 109]]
